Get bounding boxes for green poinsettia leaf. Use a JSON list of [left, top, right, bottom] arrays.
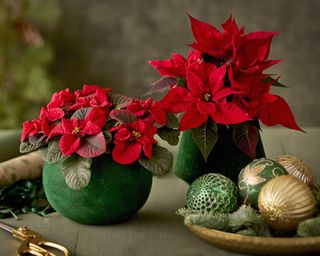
[[103, 130, 113, 144], [233, 124, 258, 159], [46, 140, 63, 164], [138, 145, 173, 176], [61, 156, 92, 190], [192, 119, 218, 162], [105, 119, 117, 130], [264, 76, 289, 88], [297, 216, 320, 237], [110, 109, 137, 123], [144, 76, 177, 96], [40, 147, 49, 162], [71, 107, 92, 120], [20, 140, 44, 153], [29, 134, 45, 145], [109, 94, 133, 109], [77, 132, 106, 158], [166, 113, 179, 129], [157, 126, 180, 146], [177, 77, 187, 88]]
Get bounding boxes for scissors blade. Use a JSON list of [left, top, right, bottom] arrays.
[[0, 220, 16, 233]]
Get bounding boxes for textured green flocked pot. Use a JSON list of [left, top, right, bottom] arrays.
[[43, 154, 152, 225], [173, 125, 265, 184]]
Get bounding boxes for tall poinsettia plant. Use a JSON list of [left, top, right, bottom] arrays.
[[148, 15, 302, 161], [20, 85, 176, 190]]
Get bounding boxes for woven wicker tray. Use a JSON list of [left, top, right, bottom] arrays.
[[188, 225, 320, 255]]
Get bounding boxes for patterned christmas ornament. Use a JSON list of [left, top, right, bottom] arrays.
[[186, 173, 238, 213], [258, 175, 315, 232], [274, 155, 314, 186], [238, 158, 288, 207]]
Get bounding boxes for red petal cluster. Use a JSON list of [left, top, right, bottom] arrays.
[[21, 85, 166, 164], [112, 120, 157, 164], [21, 85, 112, 157], [48, 108, 107, 156], [149, 15, 302, 132]]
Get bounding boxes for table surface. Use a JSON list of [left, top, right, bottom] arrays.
[[0, 127, 319, 256]]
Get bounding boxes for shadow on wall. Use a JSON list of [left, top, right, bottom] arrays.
[[49, 0, 320, 126]]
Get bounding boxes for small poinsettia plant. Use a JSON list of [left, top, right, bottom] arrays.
[[148, 15, 303, 161], [20, 85, 177, 190]]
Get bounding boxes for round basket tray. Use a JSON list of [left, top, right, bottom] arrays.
[[187, 225, 320, 255]]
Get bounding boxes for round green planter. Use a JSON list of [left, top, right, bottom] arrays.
[[43, 154, 152, 225], [173, 124, 266, 184]]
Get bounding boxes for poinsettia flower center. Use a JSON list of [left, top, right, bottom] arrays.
[[204, 93, 212, 102], [132, 131, 142, 138], [196, 58, 203, 64], [72, 127, 81, 136]]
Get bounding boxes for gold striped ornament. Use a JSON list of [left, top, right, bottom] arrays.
[[258, 175, 315, 232], [274, 155, 314, 186]]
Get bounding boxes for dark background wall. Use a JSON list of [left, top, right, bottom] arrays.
[[49, 0, 320, 126]]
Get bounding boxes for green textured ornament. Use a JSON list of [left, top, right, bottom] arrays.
[[43, 154, 152, 225], [186, 173, 238, 213], [238, 158, 288, 207]]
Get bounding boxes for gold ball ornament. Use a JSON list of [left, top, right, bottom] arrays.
[[258, 175, 315, 232], [274, 155, 314, 186]]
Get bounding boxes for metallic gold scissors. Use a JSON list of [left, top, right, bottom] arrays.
[[0, 220, 70, 256]]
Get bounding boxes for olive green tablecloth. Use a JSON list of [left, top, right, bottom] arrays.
[[0, 127, 319, 256]]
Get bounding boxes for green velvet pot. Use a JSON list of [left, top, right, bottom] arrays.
[[173, 125, 265, 184], [43, 154, 152, 225]]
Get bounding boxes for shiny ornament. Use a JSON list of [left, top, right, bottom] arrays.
[[238, 158, 288, 207], [186, 173, 238, 213], [274, 155, 314, 186], [258, 175, 315, 232]]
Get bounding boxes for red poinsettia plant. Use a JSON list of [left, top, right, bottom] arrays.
[[20, 85, 175, 190], [148, 15, 302, 161]]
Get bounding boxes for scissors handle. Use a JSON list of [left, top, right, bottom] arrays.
[[38, 241, 70, 256], [18, 240, 70, 256], [12, 227, 70, 256], [18, 241, 51, 256]]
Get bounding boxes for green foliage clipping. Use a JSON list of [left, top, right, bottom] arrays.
[[228, 205, 271, 237], [177, 205, 271, 237], [313, 181, 320, 212], [0, 179, 54, 219], [297, 215, 320, 237]]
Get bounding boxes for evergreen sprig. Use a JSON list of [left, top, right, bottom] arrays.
[[177, 205, 271, 237], [312, 181, 320, 212], [297, 215, 320, 237], [229, 205, 271, 237], [185, 212, 230, 231]]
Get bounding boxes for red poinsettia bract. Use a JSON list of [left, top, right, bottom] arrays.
[[148, 53, 186, 77], [68, 84, 112, 111], [112, 120, 157, 164], [47, 88, 76, 109], [189, 15, 243, 61], [180, 64, 251, 130], [21, 119, 42, 141], [127, 98, 167, 125], [149, 15, 302, 132], [49, 108, 107, 157]]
